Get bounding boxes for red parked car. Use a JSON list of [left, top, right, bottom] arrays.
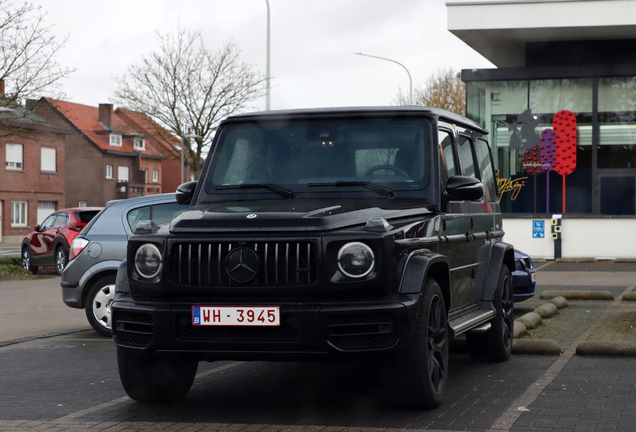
[[21, 207, 102, 275]]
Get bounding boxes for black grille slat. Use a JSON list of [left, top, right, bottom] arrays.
[[114, 312, 154, 348], [169, 240, 318, 287], [326, 313, 398, 350]]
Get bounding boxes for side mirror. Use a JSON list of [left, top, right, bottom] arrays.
[[34, 224, 41, 232], [176, 181, 198, 205], [446, 175, 483, 201]]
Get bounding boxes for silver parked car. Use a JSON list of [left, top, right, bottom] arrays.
[[61, 193, 188, 336]]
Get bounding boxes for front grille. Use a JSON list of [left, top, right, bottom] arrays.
[[176, 315, 300, 341], [114, 312, 154, 347], [326, 313, 397, 350], [168, 241, 318, 287]]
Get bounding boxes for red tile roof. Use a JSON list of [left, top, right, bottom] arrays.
[[115, 108, 180, 159], [45, 99, 164, 158]]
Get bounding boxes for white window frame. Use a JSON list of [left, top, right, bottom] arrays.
[[153, 169, 159, 183], [41, 147, 56, 172], [78, 201, 87, 208], [134, 138, 145, 151], [11, 201, 28, 227], [118, 165, 129, 182], [106, 164, 113, 179], [6, 143, 23, 170], [110, 134, 122, 147]]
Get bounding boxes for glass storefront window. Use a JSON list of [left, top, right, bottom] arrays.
[[598, 77, 636, 169]]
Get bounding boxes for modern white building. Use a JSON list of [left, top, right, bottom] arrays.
[[448, 0, 636, 259]]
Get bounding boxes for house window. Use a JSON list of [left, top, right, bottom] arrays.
[[11, 201, 27, 227], [153, 169, 159, 182], [78, 201, 87, 207], [6, 143, 23, 170], [110, 134, 122, 146], [118, 166, 129, 182], [106, 164, 113, 179], [41, 147, 56, 172], [134, 138, 145, 150]]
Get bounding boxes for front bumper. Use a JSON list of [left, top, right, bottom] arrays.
[[112, 293, 421, 362]]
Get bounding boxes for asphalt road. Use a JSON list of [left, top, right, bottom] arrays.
[[2, 263, 636, 431]]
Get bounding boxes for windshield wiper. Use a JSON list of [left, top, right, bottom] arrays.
[[308, 181, 396, 199], [215, 183, 297, 199]]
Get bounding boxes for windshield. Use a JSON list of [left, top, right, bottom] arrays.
[[205, 118, 431, 198]]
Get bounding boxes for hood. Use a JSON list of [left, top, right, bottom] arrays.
[[170, 198, 436, 233]]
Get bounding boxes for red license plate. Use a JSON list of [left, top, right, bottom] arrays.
[[192, 306, 280, 326]]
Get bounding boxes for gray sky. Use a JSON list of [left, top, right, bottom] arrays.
[[31, 0, 494, 111]]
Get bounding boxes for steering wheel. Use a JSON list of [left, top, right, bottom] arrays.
[[363, 165, 411, 179]]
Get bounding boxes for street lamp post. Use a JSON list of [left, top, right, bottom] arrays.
[[180, 133, 202, 184], [354, 52, 413, 104], [265, 0, 271, 110]]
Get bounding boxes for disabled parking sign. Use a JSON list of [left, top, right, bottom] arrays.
[[532, 220, 545, 238]]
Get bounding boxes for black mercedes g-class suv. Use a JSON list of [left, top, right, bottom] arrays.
[[113, 107, 514, 409]]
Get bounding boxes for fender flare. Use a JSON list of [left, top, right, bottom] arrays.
[[480, 242, 515, 309], [399, 249, 451, 313], [53, 236, 69, 252]]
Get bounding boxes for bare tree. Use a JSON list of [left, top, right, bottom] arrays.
[[395, 67, 466, 116], [0, 0, 74, 106], [112, 27, 267, 179]]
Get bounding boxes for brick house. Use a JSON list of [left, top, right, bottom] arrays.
[[0, 105, 70, 245], [114, 108, 191, 193], [31, 99, 167, 207]]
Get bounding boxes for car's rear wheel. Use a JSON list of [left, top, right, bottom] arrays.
[[55, 245, 68, 274], [85, 276, 116, 337], [382, 278, 448, 409], [485, 265, 514, 362], [117, 348, 198, 403], [22, 247, 38, 274]]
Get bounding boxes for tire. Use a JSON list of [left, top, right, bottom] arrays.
[[382, 278, 449, 409], [117, 348, 198, 403], [55, 245, 68, 275], [85, 276, 116, 337], [485, 265, 514, 362], [22, 247, 38, 274]]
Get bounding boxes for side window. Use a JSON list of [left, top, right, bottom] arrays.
[[151, 203, 188, 225], [438, 130, 456, 179], [127, 206, 150, 232], [457, 135, 476, 178], [54, 212, 69, 227], [40, 213, 58, 230], [475, 138, 499, 201]]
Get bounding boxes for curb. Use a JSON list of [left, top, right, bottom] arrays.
[[512, 296, 567, 355]]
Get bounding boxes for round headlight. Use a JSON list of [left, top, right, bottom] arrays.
[[134, 243, 163, 279], [337, 242, 375, 279]]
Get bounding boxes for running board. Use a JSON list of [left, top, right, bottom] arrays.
[[449, 310, 495, 337]]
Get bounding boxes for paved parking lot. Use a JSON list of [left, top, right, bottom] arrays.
[[1, 260, 636, 431]]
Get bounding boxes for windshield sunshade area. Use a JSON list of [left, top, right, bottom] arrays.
[[206, 118, 432, 199]]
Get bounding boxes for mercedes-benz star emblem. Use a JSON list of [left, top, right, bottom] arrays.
[[225, 247, 259, 283]]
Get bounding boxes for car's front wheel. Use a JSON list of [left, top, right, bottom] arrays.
[[22, 247, 38, 274], [85, 276, 116, 337], [485, 265, 514, 362], [55, 245, 68, 275], [382, 278, 448, 409], [117, 348, 198, 403]]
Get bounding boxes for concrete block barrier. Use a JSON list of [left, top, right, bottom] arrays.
[[534, 302, 558, 318], [549, 296, 568, 309], [516, 312, 542, 330], [540, 290, 613, 301], [621, 292, 636, 301], [513, 320, 527, 339], [576, 341, 636, 357]]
